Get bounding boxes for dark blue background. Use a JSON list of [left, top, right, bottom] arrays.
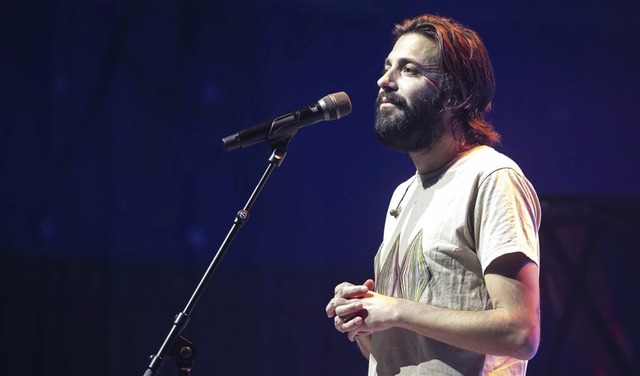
[[1, 0, 639, 375]]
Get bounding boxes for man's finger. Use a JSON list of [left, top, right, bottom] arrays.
[[334, 302, 363, 317]]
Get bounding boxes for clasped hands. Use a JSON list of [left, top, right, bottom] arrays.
[[325, 279, 394, 341]]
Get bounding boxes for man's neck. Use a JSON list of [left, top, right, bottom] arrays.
[[409, 137, 459, 175], [409, 120, 464, 175]]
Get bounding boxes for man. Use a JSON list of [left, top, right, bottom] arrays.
[[325, 14, 541, 376]]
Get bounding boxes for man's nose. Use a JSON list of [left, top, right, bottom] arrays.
[[377, 70, 398, 91]]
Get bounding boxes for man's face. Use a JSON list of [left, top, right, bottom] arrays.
[[375, 33, 446, 153]]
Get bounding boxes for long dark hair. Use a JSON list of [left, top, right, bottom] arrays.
[[393, 14, 501, 147]]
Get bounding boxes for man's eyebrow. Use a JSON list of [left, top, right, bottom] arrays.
[[384, 57, 440, 71], [384, 57, 419, 66]]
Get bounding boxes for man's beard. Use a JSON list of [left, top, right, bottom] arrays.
[[374, 91, 446, 153]]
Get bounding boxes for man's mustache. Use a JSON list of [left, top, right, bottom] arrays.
[[376, 92, 408, 108]]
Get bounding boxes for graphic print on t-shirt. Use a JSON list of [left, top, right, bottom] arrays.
[[375, 230, 431, 300]]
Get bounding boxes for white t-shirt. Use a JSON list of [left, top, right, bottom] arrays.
[[369, 146, 541, 376]]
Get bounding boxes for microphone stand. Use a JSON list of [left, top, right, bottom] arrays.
[[142, 139, 291, 376]]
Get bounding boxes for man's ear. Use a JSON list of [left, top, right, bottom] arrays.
[[439, 73, 458, 108]]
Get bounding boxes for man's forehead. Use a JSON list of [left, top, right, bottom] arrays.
[[386, 33, 439, 64]]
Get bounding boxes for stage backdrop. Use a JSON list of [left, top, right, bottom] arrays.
[[1, 0, 639, 375]]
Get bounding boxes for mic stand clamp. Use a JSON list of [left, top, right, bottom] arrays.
[[168, 335, 197, 376]]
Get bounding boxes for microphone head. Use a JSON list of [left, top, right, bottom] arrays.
[[321, 92, 352, 120]]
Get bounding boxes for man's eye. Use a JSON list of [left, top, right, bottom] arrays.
[[402, 66, 419, 75]]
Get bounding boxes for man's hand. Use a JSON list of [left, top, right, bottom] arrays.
[[326, 279, 375, 339]]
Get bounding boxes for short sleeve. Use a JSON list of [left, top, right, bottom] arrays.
[[474, 168, 541, 272]]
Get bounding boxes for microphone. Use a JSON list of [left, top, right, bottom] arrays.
[[221, 91, 352, 151]]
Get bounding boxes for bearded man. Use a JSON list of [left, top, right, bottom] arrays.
[[326, 14, 541, 376]]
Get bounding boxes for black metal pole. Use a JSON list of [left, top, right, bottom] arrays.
[[143, 145, 288, 376]]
